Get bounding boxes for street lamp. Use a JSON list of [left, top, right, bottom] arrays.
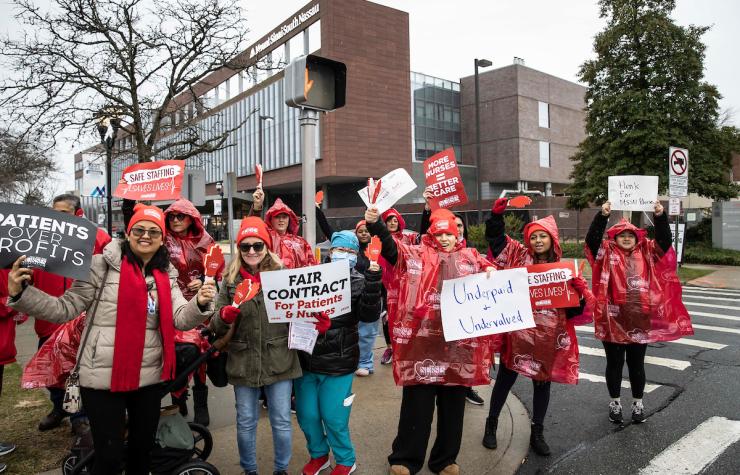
[[474, 58, 492, 224], [257, 114, 274, 168], [96, 114, 121, 235]]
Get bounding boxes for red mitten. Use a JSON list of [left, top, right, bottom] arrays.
[[314, 312, 331, 334], [220, 306, 240, 324], [492, 198, 508, 215]]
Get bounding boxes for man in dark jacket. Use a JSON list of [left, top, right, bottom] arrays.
[[294, 231, 383, 475]]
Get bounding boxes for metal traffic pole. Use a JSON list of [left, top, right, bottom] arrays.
[[299, 108, 319, 249]]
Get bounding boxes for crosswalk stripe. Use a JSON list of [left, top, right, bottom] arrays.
[[681, 294, 740, 302], [683, 286, 740, 295], [574, 326, 727, 350], [578, 345, 690, 370], [639, 416, 740, 474], [692, 323, 740, 335], [683, 301, 739, 311], [578, 372, 660, 393], [689, 311, 740, 322]]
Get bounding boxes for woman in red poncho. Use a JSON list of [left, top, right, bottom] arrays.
[[585, 200, 692, 424], [483, 198, 592, 456], [366, 206, 494, 475], [164, 198, 217, 426]]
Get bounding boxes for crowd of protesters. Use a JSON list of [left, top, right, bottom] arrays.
[[0, 184, 692, 475]]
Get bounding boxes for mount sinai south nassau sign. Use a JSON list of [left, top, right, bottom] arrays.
[[249, 3, 320, 59]]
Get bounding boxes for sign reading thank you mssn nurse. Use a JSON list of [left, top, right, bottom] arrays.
[[0, 203, 97, 280]]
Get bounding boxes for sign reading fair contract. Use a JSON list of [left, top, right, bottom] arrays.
[[608, 175, 658, 212], [0, 203, 97, 280], [525, 261, 580, 310], [261, 260, 351, 323], [357, 168, 417, 214], [423, 148, 468, 210], [114, 160, 185, 200], [440, 268, 535, 342]]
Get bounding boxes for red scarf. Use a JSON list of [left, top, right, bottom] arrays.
[[111, 255, 175, 392], [239, 267, 261, 284]]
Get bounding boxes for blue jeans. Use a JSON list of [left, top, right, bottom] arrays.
[[357, 320, 378, 371], [234, 380, 293, 472], [294, 372, 355, 466]]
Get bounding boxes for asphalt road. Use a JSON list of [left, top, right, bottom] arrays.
[[511, 285, 740, 475]]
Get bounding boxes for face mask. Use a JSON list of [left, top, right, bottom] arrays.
[[331, 251, 357, 268]]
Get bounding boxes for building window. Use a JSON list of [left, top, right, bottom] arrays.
[[539, 141, 550, 168], [538, 101, 549, 128]]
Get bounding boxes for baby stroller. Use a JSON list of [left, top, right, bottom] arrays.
[[62, 337, 222, 475]]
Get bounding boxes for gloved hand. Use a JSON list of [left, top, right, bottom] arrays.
[[571, 276, 595, 308], [220, 305, 240, 324], [492, 198, 508, 215], [314, 312, 331, 334]]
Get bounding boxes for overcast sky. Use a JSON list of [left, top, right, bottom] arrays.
[[1, 0, 738, 194]]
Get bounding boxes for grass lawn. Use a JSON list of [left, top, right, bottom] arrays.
[[676, 266, 714, 284], [0, 363, 69, 474]]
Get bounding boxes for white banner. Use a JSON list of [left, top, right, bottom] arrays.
[[261, 260, 352, 323], [608, 175, 658, 212], [440, 268, 535, 342], [671, 223, 686, 263], [357, 168, 417, 214]]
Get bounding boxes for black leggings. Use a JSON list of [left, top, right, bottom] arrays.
[[488, 363, 551, 425], [602, 341, 647, 398], [383, 319, 391, 345]]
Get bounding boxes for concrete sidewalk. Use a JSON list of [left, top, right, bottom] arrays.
[[683, 264, 740, 290]]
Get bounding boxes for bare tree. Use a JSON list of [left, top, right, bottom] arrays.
[[0, 0, 264, 164], [0, 130, 57, 203]]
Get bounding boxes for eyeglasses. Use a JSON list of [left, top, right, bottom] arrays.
[[130, 227, 163, 239], [167, 213, 188, 222], [239, 242, 265, 253]]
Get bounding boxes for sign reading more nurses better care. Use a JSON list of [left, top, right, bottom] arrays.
[[423, 148, 468, 210], [0, 203, 97, 280], [440, 268, 535, 342], [608, 175, 659, 212], [261, 260, 351, 323], [525, 261, 580, 310], [113, 160, 185, 200]]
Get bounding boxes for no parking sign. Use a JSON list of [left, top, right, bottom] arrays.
[[669, 147, 688, 198]]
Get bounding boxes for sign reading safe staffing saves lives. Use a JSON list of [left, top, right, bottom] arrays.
[[608, 175, 658, 212], [423, 148, 468, 210], [261, 260, 352, 323], [0, 203, 97, 281], [525, 261, 580, 310], [440, 268, 535, 342], [114, 160, 185, 200]]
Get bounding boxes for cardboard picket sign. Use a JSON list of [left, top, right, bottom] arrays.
[[261, 260, 352, 323], [233, 279, 261, 306], [0, 203, 97, 281], [114, 160, 185, 200], [440, 268, 536, 342], [357, 168, 417, 214], [608, 175, 658, 212], [364, 236, 381, 264], [423, 148, 468, 210], [525, 261, 580, 310]]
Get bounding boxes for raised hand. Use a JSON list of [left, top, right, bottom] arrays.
[[654, 200, 664, 216], [365, 206, 380, 224], [601, 201, 611, 216], [8, 256, 33, 297], [252, 187, 265, 210], [196, 281, 217, 306]]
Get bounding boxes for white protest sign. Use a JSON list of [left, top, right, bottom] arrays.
[[261, 260, 352, 323], [357, 168, 417, 214], [440, 268, 535, 342], [608, 175, 658, 212]]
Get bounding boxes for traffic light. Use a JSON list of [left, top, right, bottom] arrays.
[[285, 54, 346, 111]]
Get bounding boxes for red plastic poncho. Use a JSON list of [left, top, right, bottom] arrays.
[[390, 234, 494, 386], [586, 219, 693, 344], [1, 270, 19, 366], [264, 198, 317, 269], [22, 314, 86, 389], [488, 216, 580, 385]]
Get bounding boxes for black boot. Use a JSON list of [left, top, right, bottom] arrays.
[[530, 423, 551, 456], [482, 417, 498, 449], [192, 386, 210, 426], [171, 391, 188, 417]]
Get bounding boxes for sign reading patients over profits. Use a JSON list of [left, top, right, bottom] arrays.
[[608, 175, 659, 212], [0, 203, 97, 281], [114, 160, 185, 201], [423, 148, 468, 210], [440, 268, 535, 342], [526, 261, 581, 310], [668, 147, 689, 198], [357, 168, 417, 214], [261, 260, 352, 323]]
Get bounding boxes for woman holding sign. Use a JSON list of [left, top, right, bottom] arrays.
[[210, 217, 307, 475], [6, 204, 217, 475], [366, 206, 495, 475], [483, 199, 592, 456], [585, 201, 692, 424]]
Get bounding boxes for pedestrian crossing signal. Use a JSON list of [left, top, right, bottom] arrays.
[[285, 54, 346, 112]]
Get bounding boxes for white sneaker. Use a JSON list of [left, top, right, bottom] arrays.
[[355, 368, 370, 377]]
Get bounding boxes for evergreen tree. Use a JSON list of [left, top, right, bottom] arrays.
[[567, 0, 739, 209]]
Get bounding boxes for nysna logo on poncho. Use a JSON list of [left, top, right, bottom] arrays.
[[556, 332, 571, 350], [513, 354, 542, 376], [627, 329, 650, 344], [414, 359, 447, 382], [455, 259, 476, 275]]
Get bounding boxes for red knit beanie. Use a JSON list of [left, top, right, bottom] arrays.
[[127, 204, 166, 236], [237, 217, 272, 250], [355, 220, 367, 233], [428, 209, 459, 238]]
